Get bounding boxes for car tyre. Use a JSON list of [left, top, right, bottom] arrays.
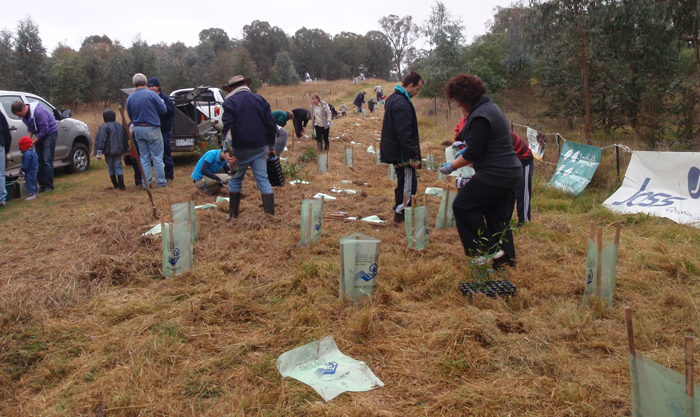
[[67, 143, 90, 173]]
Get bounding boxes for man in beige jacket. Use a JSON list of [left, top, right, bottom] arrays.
[[310, 93, 332, 152]]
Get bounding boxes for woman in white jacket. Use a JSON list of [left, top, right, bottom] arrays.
[[310, 93, 332, 152]]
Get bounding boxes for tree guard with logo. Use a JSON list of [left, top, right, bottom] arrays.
[[339, 233, 380, 301]]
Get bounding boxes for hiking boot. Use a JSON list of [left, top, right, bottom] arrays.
[[227, 192, 241, 221], [262, 193, 275, 215], [117, 175, 125, 190], [110, 174, 118, 188], [393, 211, 404, 225], [470, 249, 505, 266]]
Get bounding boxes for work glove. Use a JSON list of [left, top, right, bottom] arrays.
[[439, 162, 455, 175], [95, 150, 103, 160], [452, 141, 466, 149], [326, 121, 331, 127]]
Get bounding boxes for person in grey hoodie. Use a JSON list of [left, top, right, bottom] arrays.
[[94, 109, 129, 190]]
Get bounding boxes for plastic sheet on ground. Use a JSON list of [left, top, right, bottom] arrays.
[[629, 351, 700, 417], [289, 180, 310, 185], [339, 233, 381, 300], [142, 223, 162, 237], [435, 188, 458, 230], [276, 335, 384, 402], [194, 203, 217, 209], [583, 237, 619, 307], [331, 188, 357, 194], [313, 193, 336, 200], [360, 215, 385, 224], [366, 146, 375, 154], [216, 196, 229, 203], [341, 180, 352, 183], [425, 187, 443, 197], [299, 198, 324, 247]]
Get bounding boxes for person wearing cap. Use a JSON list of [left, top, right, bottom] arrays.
[[271, 110, 293, 156], [126, 73, 168, 188], [11, 100, 58, 193], [0, 111, 11, 207], [220, 75, 277, 219], [353, 91, 367, 113], [291, 108, 311, 138], [147, 77, 176, 181], [94, 109, 129, 190], [18, 136, 38, 201]]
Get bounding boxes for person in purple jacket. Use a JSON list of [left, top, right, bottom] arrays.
[[11, 100, 58, 193]]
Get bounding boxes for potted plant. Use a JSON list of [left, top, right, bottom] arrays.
[[460, 226, 517, 299]]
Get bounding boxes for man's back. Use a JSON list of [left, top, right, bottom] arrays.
[[127, 88, 165, 126], [222, 90, 276, 149]]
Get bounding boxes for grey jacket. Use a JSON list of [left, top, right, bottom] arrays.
[[94, 121, 129, 156]]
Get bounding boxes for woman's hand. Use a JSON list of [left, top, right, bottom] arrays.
[[439, 162, 455, 175]]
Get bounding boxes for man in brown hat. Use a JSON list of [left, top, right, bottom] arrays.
[[220, 75, 278, 220]]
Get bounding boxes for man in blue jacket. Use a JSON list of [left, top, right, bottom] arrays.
[[126, 73, 168, 188], [11, 100, 59, 193], [220, 75, 277, 219], [379, 71, 424, 225], [147, 77, 176, 181]]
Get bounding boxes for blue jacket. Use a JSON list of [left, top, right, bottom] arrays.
[[126, 88, 167, 127], [353, 93, 366, 107], [158, 92, 175, 134], [222, 90, 276, 150], [21, 149, 38, 173]]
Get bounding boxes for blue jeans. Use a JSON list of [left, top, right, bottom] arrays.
[[105, 155, 123, 176], [36, 131, 57, 190], [135, 126, 165, 187], [0, 146, 5, 202], [227, 146, 272, 194], [25, 169, 38, 196]]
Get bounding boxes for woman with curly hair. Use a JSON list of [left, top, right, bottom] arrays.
[[439, 73, 522, 268]]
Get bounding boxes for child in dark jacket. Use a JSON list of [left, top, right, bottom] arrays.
[[18, 136, 38, 200], [94, 109, 129, 190]]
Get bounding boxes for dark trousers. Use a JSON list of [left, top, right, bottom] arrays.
[[452, 177, 516, 260], [314, 126, 329, 151], [36, 131, 57, 190], [132, 142, 142, 184], [393, 166, 417, 213], [515, 158, 533, 224], [162, 131, 174, 179]]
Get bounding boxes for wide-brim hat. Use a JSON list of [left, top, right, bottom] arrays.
[[222, 75, 252, 92]]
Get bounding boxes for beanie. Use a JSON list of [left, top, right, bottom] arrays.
[[18, 136, 32, 152], [147, 77, 161, 88]]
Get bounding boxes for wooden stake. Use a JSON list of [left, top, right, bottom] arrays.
[[442, 184, 450, 230], [615, 221, 622, 245], [596, 226, 603, 298], [167, 189, 173, 218], [423, 194, 428, 207], [403, 193, 408, 211], [686, 335, 695, 417], [625, 306, 635, 356]]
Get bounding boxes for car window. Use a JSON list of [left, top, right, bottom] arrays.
[[26, 96, 58, 120], [0, 95, 23, 120]]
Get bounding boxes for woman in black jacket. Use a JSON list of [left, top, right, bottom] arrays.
[[439, 73, 522, 267]]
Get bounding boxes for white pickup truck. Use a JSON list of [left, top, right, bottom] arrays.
[[170, 87, 225, 133]]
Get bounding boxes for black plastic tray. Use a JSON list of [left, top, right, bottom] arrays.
[[460, 280, 517, 298]]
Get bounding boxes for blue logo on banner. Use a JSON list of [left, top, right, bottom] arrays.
[[314, 362, 338, 378], [168, 248, 181, 265], [355, 263, 378, 282], [689, 167, 700, 199]]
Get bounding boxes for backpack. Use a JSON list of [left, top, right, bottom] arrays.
[[328, 104, 338, 119]]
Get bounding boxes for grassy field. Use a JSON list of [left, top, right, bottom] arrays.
[[0, 80, 698, 416]]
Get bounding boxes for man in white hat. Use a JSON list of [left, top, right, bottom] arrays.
[[220, 75, 278, 219]]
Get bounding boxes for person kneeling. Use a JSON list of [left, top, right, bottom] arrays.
[[191, 149, 230, 195]]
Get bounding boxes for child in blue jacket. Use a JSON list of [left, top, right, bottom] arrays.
[[18, 136, 38, 200]]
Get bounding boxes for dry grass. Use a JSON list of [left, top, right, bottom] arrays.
[[1, 84, 699, 416]]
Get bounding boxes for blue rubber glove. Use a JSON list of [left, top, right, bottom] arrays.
[[326, 121, 331, 127], [439, 162, 455, 175]]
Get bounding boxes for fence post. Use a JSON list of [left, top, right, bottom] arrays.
[[615, 145, 620, 180], [510, 120, 514, 132], [556, 134, 561, 156]]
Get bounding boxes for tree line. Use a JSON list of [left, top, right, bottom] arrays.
[[1, 1, 698, 149]]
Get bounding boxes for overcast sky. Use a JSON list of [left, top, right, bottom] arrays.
[[3, 0, 516, 53]]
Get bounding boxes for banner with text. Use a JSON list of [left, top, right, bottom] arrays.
[[549, 141, 601, 195], [603, 151, 700, 228]]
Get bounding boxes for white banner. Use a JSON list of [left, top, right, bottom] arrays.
[[603, 151, 700, 228]]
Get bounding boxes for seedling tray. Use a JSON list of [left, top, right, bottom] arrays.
[[460, 280, 516, 298]]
